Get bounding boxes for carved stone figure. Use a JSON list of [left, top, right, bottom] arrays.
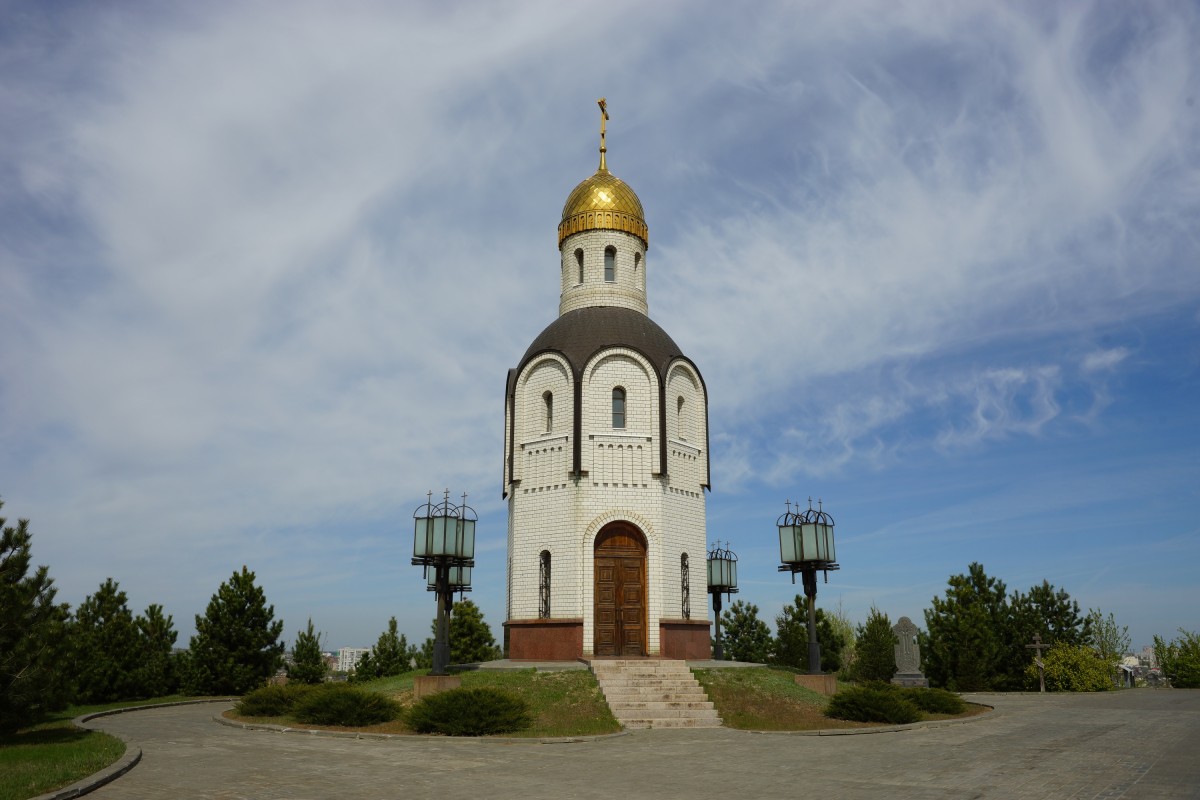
[[891, 616, 928, 688]]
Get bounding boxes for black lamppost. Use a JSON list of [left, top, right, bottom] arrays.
[[777, 498, 839, 675], [707, 542, 738, 661], [412, 490, 476, 676]]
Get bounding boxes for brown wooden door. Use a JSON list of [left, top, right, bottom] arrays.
[[594, 523, 646, 657]]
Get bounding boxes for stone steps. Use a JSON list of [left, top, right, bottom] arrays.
[[590, 659, 722, 729]]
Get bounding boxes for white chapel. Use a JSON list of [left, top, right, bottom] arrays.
[[503, 101, 711, 659]]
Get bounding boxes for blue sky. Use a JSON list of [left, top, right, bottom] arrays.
[[1, 1, 1197, 654]]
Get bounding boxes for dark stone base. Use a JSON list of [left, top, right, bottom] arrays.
[[414, 675, 461, 699], [795, 674, 839, 695], [892, 673, 929, 688], [659, 619, 711, 659], [504, 618, 584, 660]]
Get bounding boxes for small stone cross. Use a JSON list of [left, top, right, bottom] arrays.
[[1026, 633, 1050, 693]]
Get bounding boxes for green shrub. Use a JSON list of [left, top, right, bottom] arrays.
[[1154, 629, 1200, 688], [1025, 642, 1111, 692], [407, 687, 532, 736], [236, 683, 315, 717], [903, 686, 965, 714], [292, 684, 400, 727], [825, 685, 921, 724]]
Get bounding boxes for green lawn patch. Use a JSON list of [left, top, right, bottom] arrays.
[[693, 668, 987, 731], [0, 695, 199, 800], [692, 667, 870, 730], [227, 670, 620, 737]]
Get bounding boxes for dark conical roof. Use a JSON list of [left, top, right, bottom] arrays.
[[517, 306, 684, 379]]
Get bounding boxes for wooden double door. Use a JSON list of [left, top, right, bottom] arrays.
[[593, 522, 647, 657]]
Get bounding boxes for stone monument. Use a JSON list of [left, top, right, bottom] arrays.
[[890, 616, 929, 688]]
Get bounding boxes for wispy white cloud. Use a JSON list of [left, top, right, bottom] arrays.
[[1081, 347, 1131, 373]]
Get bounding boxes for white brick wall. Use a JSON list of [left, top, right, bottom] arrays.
[[506, 341, 707, 654], [559, 230, 648, 316]]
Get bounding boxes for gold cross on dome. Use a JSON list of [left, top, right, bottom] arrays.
[[597, 97, 609, 171]]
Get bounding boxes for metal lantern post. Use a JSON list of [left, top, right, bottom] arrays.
[[707, 542, 739, 660], [412, 490, 476, 676], [777, 498, 839, 675]]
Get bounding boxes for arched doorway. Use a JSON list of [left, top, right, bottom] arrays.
[[593, 522, 647, 656]]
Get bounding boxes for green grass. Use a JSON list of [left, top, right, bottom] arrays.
[[693, 668, 988, 730], [451, 670, 620, 737], [229, 670, 621, 737], [0, 696, 199, 800], [693, 667, 870, 730]]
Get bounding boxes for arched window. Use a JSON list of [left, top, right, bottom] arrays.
[[543, 391, 553, 433], [612, 387, 626, 429], [677, 395, 686, 440], [634, 252, 641, 273], [575, 249, 584, 284], [681, 553, 691, 620], [604, 246, 616, 282], [539, 550, 551, 618]]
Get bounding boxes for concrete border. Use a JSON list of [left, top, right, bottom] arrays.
[[213, 711, 629, 744], [31, 699, 236, 800], [735, 702, 996, 736]]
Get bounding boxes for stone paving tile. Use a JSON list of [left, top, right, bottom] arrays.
[[83, 690, 1200, 800]]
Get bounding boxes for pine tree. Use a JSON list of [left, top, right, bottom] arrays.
[[415, 636, 434, 670], [773, 599, 842, 672], [1005, 580, 1089, 687], [351, 617, 412, 681], [372, 617, 412, 676], [135, 603, 178, 697], [287, 618, 328, 685], [923, 563, 1008, 691], [852, 606, 897, 683], [350, 651, 374, 682], [0, 501, 71, 734], [720, 600, 773, 663], [71, 578, 143, 703], [185, 566, 284, 695], [449, 599, 500, 664]]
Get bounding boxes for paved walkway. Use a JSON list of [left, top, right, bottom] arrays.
[[81, 690, 1200, 799]]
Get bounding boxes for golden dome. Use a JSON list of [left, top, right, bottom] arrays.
[[559, 166, 648, 249], [558, 100, 647, 248]]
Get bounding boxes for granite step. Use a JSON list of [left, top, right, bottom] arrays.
[[590, 658, 722, 729]]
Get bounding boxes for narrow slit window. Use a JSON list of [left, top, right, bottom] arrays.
[[543, 391, 553, 433], [677, 396, 685, 440], [681, 553, 691, 620], [612, 387, 626, 429], [575, 249, 584, 284], [604, 246, 616, 282], [539, 550, 551, 618], [634, 252, 641, 273]]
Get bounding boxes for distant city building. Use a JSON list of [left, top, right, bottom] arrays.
[[337, 647, 369, 673], [1140, 645, 1158, 668]]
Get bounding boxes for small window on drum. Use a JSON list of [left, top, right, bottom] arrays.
[[612, 387, 626, 429], [575, 249, 584, 284], [604, 246, 616, 282]]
